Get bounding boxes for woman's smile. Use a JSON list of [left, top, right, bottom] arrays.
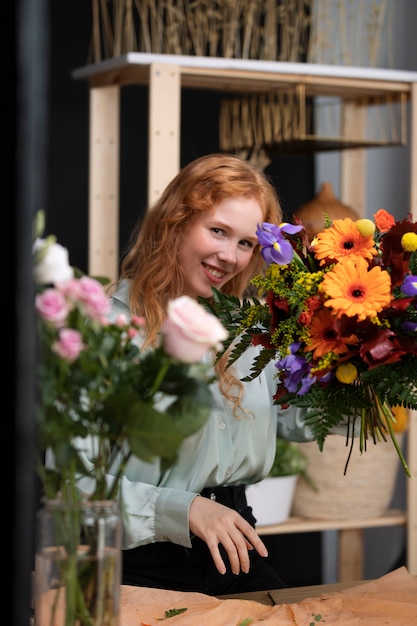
[[202, 261, 227, 281]]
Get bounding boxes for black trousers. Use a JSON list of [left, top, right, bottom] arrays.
[[122, 485, 287, 595]]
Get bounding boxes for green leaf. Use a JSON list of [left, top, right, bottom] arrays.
[[167, 394, 211, 437], [125, 401, 184, 462], [163, 608, 188, 618], [409, 250, 417, 274]]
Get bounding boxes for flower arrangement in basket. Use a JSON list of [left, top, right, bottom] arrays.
[[33, 213, 227, 625], [201, 209, 417, 477]]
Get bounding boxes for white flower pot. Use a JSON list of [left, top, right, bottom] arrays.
[[246, 475, 298, 526]]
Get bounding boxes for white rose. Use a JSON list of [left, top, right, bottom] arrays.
[[161, 296, 228, 363], [33, 237, 74, 285]]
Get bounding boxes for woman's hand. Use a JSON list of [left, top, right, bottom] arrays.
[[189, 495, 269, 575]]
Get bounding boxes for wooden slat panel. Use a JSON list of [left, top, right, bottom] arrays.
[[408, 412, 417, 576], [148, 63, 181, 207], [88, 86, 120, 282], [406, 83, 417, 577], [340, 102, 366, 215], [338, 528, 364, 582]]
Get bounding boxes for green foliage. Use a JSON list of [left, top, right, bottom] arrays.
[[36, 296, 214, 501], [410, 250, 417, 275], [199, 288, 272, 374], [163, 608, 188, 619], [198, 288, 260, 360], [269, 438, 308, 477]]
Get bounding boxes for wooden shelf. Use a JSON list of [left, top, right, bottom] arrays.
[[72, 53, 417, 281], [73, 53, 417, 96], [73, 53, 417, 582], [257, 509, 407, 535], [258, 509, 407, 582]]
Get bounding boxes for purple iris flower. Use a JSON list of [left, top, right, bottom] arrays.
[[298, 372, 317, 395], [402, 322, 417, 332], [401, 275, 417, 297], [284, 367, 309, 393], [275, 342, 302, 368], [297, 362, 336, 394], [275, 342, 311, 393], [256, 222, 303, 266], [320, 370, 334, 384]]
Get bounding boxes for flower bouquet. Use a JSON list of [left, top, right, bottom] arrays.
[[201, 209, 417, 477], [33, 214, 227, 625]]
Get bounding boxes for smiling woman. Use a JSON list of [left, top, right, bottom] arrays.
[[92, 152, 322, 595]]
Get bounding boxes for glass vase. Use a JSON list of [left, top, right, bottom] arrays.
[[34, 498, 122, 626]]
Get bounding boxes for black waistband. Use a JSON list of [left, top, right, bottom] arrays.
[[200, 485, 247, 508]]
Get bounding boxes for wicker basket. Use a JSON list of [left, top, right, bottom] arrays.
[[292, 434, 404, 520]]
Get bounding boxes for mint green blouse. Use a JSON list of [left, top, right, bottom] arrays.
[[77, 280, 315, 551]]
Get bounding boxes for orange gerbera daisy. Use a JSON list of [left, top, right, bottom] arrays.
[[314, 218, 377, 265], [304, 308, 359, 359], [321, 257, 392, 320]]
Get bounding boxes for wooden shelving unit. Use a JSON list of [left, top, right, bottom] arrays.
[[257, 510, 407, 583], [73, 53, 417, 583], [257, 509, 407, 535]]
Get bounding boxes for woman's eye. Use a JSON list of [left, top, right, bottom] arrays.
[[211, 227, 224, 235], [240, 240, 255, 248]]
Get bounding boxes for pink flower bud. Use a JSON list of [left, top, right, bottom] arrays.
[[52, 328, 85, 362], [35, 289, 69, 327], [161, 296, 228, 363], [77, 276, 111, 319]]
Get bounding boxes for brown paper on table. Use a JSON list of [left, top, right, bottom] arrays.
[[121, 566, 417, 625]]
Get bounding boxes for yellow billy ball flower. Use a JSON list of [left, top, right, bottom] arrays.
[[335, 362, 358, 384], [356, 219, 376, 237], [390, 405, 409, 433], [401, 232, 417, 252]]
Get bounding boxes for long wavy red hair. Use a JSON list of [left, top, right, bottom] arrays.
[[121, 153, 282, 347], [120, 154, 282, 413]]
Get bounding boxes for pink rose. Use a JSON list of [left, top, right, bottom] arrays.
[[114, 314, 128, 326], [161, 296, 228, 363], [77, 276, 111, 320], [52, 328, 85, 362], [35, 288, 69, 327], [58, 278, 83, 301], [131, 315, 146, 328]]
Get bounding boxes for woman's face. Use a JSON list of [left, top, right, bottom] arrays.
[[178, 196, 263, 299]]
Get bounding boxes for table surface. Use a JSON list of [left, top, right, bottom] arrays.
[[218, 579, 364, 606]]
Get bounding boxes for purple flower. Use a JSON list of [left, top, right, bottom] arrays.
[[320, 371, 334, 384], [298, 372, 317, 395], [275, 343, 311, 393], [402, 321, 417, 332], [401, 275, 417, 296], [256, 222, 303, 266], [297, 369, 334, 395]]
